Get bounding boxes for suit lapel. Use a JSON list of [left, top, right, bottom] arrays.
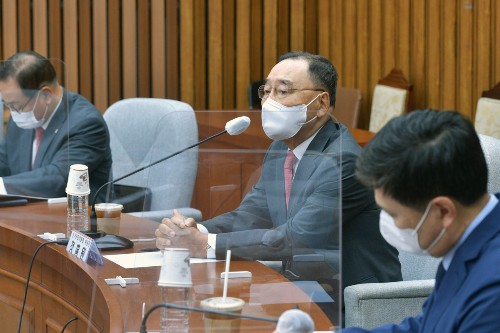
[[423, 196, 500, 330], [33, 90, 69, 168], [18, 130, 34, 172], [288, 120, 339, 216]]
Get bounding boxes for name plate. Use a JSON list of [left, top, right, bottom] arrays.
[[66, 230, 104, 265]]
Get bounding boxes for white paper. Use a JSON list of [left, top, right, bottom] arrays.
[[103, 252, 219, 269]]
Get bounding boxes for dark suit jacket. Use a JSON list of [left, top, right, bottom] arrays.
[[0, 90, 112, 202], [203, 119, 402, 288]]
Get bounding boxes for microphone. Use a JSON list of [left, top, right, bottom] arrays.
[[87, 116, 251, 250], [140, 302, 278, 333]]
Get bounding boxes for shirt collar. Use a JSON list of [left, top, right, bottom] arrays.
[[41, 96, 62, 130], [290, 126, 322, 161], [442, 193, 499, 270]]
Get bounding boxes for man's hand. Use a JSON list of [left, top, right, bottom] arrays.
[[155, 209, 208, 258]]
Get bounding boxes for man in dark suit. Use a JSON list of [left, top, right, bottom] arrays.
[[156, 52, 401, 290], [0, 51, 112, 202], [344, 109, 500, 332]]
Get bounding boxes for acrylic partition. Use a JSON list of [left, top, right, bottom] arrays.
[[0, 101, 344, 331]]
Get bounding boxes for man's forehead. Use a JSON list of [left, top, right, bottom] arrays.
[[266, 59, 310, 85]]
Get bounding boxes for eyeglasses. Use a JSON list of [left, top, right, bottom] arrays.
[[258, 85, 324, 100], [2, 91, 39, 113]]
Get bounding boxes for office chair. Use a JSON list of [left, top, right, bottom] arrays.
[[334, 87, 362, 128], [474, 82, 500, 140], [369, 69, 412, 133], [103, 98, 202, 222]]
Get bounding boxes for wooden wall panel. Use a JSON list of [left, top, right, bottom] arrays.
[[0, 0, 499, 124], [427, 0, 442, 109], [92, 0, 108, 112], [443, 0, 458, 110], [122, 0, 137, 99], [78, 0, 92, 102], [236, 0, 251, 110], [33, 0, 48, 56], [108, 0, 122, 105], [208, 0, 223, 109], [63, 0, 78, 92], [3, 1, 18, 58], [166, 0, 180, 100]]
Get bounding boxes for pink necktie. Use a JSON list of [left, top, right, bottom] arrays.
[[34, 127, 44, 161], [284, 150, 295, 207]]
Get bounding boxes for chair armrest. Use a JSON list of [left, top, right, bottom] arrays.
[[344, 279, 435, 329], [128, 207, 203, 222]]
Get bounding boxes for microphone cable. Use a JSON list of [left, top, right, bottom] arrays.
[[17, 239, 69, 333], [60, 317, 78, 333], [140, 302, 278, 333]]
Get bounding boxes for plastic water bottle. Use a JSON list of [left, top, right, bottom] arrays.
[[65, 164, 90, 237], [159, 286, 190, 333], [66, 194, 89, 237]]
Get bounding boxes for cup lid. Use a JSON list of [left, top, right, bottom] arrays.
[[200, 297, 245, 311], [95, 203, 124, 211]]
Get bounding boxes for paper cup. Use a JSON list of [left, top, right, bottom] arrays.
[[66, 164, 90, 195], [200, 297, 245, 333], [95, 203, 123, 234], [158, 248, 193, 288]]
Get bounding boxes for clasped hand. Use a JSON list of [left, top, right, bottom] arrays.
[[155, 209, 208, 258]]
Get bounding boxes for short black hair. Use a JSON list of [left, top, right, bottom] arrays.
[[356, 109, 487, 209], [0, 51, 57, 97], [278, 51, 338, 107]]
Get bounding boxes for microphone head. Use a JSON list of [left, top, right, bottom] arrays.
[[225, 116, 251, 135]]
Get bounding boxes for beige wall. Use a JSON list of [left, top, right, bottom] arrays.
[[1, 0, 499, 129]]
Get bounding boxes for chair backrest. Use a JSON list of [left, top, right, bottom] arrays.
[[334, 86, 362, 128], [369, 69, 412, 133], [399, 251, 440, 281], [479, 134, 500, 193], [475, 82, 500, 139], [103, 98, 198, 211]]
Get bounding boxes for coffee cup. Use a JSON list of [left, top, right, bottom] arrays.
[[95, 203, 123, 234], [200, 297, 245, 333], [66, 164, 90, 195]]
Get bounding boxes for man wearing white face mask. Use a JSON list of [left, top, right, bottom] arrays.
[[345, 109, 500, 332], [156, 51, 402, 316], [0, 51, 112, 202]]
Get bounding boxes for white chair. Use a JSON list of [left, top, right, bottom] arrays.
[[475, 82, 500, 140], [369, 69, 412, 133], [479, 134, 500, 193], [103, 98, 202, 221]]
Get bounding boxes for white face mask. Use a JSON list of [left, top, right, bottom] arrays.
[[261, 95, 320, 141], [10, 92, 48, 129], [379, 202, 446, 256]]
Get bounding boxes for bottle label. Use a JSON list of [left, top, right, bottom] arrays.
[[67, 194, 88, 213]]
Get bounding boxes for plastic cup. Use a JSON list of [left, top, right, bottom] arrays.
[[95, 203, 123, 234], [65, 164, 90, 195], [200, 297, 245, 333], [158, 248, 193, 288]]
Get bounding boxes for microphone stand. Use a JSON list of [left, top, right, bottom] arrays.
[[85, 130, 229, 250]]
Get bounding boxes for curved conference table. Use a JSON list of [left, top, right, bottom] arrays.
[[0, 202, 333, 333]]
